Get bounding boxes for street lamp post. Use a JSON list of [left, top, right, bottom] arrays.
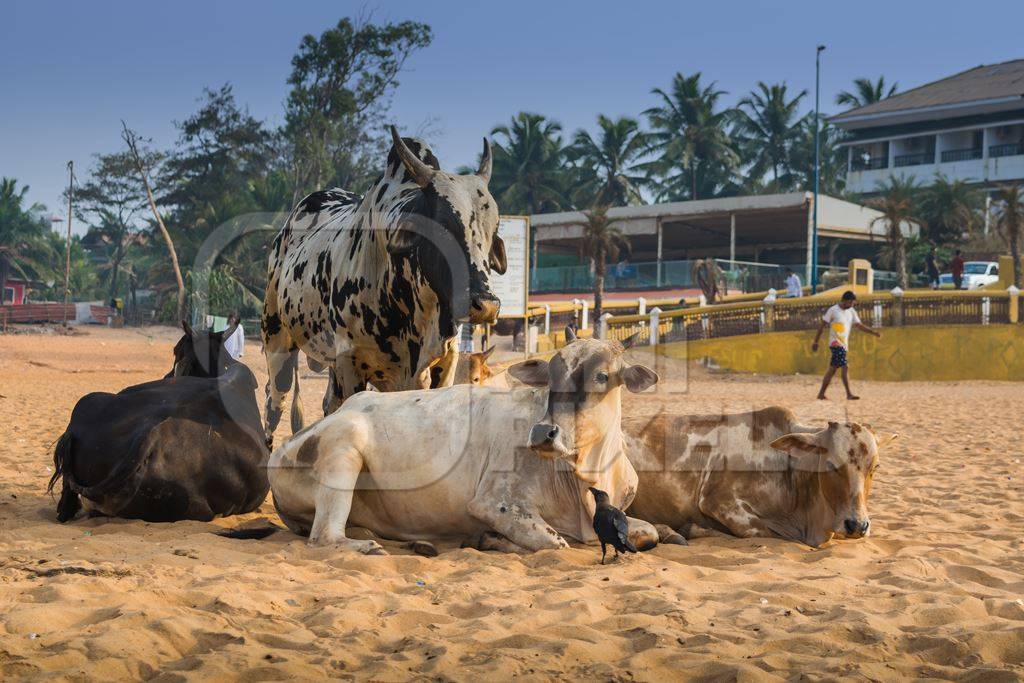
[[812, 44, 826, 294]]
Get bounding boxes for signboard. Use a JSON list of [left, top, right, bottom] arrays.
[[491, 216, 530, 318]]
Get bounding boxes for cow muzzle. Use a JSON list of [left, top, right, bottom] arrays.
[[469, 293, 500, 324], [841, 517, 870, 538]]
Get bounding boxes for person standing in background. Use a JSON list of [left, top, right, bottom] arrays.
[[223, 312, 245, 360], [926, 247, 940, 290], [950, 249, 965, 290], [785, 268, 802, 298]]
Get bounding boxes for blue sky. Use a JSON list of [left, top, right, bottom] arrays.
[[3, 0, 1022, 229]]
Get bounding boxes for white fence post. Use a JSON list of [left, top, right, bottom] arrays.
[[543, 303, 551, 335], [598, 312, 612, 340], [982, 296, 991, 325], [649, 307, 662, 346], [580, 299, 590, 330], [637, 296, 647, 317], [698, 294, 707, 307], [873, 300, 883, 328]]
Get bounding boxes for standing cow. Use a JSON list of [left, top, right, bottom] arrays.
[[262, 126, 506, 446]]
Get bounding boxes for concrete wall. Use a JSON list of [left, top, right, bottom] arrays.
[[659, 324, 1024, 381]]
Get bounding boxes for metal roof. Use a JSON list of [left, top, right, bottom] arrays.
[[831, 59, 1024, 128]]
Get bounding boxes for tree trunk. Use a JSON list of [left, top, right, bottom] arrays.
[[1011, 229, 1022, 289], [894, 235, 908, 290], [108, 242, 125, 302], [594, 250, 605, 330], [0, 256, 8, 305], [691, 162, 698, 201], [122, 122, 186, 322]]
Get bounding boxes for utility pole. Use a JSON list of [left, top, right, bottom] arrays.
[[63, 161, 74, 327], [812, 44, 826, 294]]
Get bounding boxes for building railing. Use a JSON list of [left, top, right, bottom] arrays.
[[940, 147, 983, 163], [851, 156, 888, 171], [989, 142, 1024, 159], [583, 289, 1019, 351], [894, 152, 935, 167]]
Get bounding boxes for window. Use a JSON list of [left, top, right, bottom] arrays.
[[3, 287, 13, 304]]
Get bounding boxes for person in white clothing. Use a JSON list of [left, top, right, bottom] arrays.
[[223, 312, 245, 360], [785, 268, 802, 298], [811, 291, 880, 400]]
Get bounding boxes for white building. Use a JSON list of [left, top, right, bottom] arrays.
[[832, 59, 1024, 196]]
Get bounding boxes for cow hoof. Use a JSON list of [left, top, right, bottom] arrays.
[[358, 540, 387, 555], [407, 540, 439, 557], [655, 524, 688, 546]]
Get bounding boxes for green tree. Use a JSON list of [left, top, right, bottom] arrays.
[[642, 72, 739, 201], [993, 184, 1023, 289], [732, 82, 808, 190], [568, 115, 647, 207], [573, 205, 629, 322], [284, 16, 432, 199], [869, 176, 919, 289], [835, 76, 898, 109], [489, 112, 570, 215], [73, 151, 149, 300], [0, 178, 55, 301], [788, 116, 848, 196], [162, 84, 272, 229], [917, 173, 984, 243]]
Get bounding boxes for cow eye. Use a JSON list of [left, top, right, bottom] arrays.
[[594, 371, 609, 383]]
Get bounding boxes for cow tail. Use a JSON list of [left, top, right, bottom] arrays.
[[290, 356, 304, 434], [49, 431, 82, 523]]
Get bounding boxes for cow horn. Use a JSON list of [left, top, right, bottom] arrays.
[[181, 320, 195, 337], [477, 137, 492, 184], [389, 125, 433, 188]]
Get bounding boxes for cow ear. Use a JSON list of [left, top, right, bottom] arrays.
[[507, 358, 549, 387], [221, 321, 239, 345], [875, 432, 899, 449], [620, 364, 658, 393], [489, 234, 507, 275], [770, 433, 824, 456]]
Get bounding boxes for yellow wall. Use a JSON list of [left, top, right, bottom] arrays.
[[658, 325, 1024, 381]]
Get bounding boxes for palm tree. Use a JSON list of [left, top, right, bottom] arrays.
[[917, 173, 984, 243], [835, 76, 898, 109], [993, 184, 1023, 288], [489, 113, 569, 215], [573, 206, 629, 323], [568, 115, 648, 207], [643, 72, 739, 201], [788, 116, 848, 195], [869, 176, 919, 289], [732, 82, 808, 190], [0, 178, 55, 302]]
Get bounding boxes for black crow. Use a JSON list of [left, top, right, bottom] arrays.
[[589, 487, 637, 564]]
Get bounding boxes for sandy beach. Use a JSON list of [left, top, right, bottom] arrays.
[[1, 325, 1023, 681]]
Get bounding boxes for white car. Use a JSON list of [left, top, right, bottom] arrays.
[[939, 261, 999, 290]]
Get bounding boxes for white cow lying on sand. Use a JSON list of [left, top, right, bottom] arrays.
[[624, 407, 898, 548], [268, 334, 660, 554]]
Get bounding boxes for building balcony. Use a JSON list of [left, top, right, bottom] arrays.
[[990, 142, 1024, 159], [851, 156, 888, 171], [894, 152, 935, 167], [940, 147, 983, 163]]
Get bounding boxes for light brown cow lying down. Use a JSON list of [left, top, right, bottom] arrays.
[[624, 407, 898, 547]]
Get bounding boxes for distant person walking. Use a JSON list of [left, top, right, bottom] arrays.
[[223, 312, 245, 360], [926, 248, 940, 290], [785, 268, 803, 298], [812, 291, 880, 400], [950, 249, 965, 290]]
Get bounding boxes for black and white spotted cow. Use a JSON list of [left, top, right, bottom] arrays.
[[261, 126, 506, 446]]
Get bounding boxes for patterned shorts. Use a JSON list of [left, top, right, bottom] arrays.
[[830, 345, 848, 367]]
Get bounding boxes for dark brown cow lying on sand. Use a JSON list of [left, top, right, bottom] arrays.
[[624, 407, 897, 547], [48, 322, 269, 523]]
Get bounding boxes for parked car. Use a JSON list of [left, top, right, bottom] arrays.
[[939, 261, 1000, 290]]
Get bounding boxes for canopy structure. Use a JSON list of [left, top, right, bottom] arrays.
[[530, 192, 917, 285]]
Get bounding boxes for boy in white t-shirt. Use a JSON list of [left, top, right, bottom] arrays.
[[811, 290, 880, 400]]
